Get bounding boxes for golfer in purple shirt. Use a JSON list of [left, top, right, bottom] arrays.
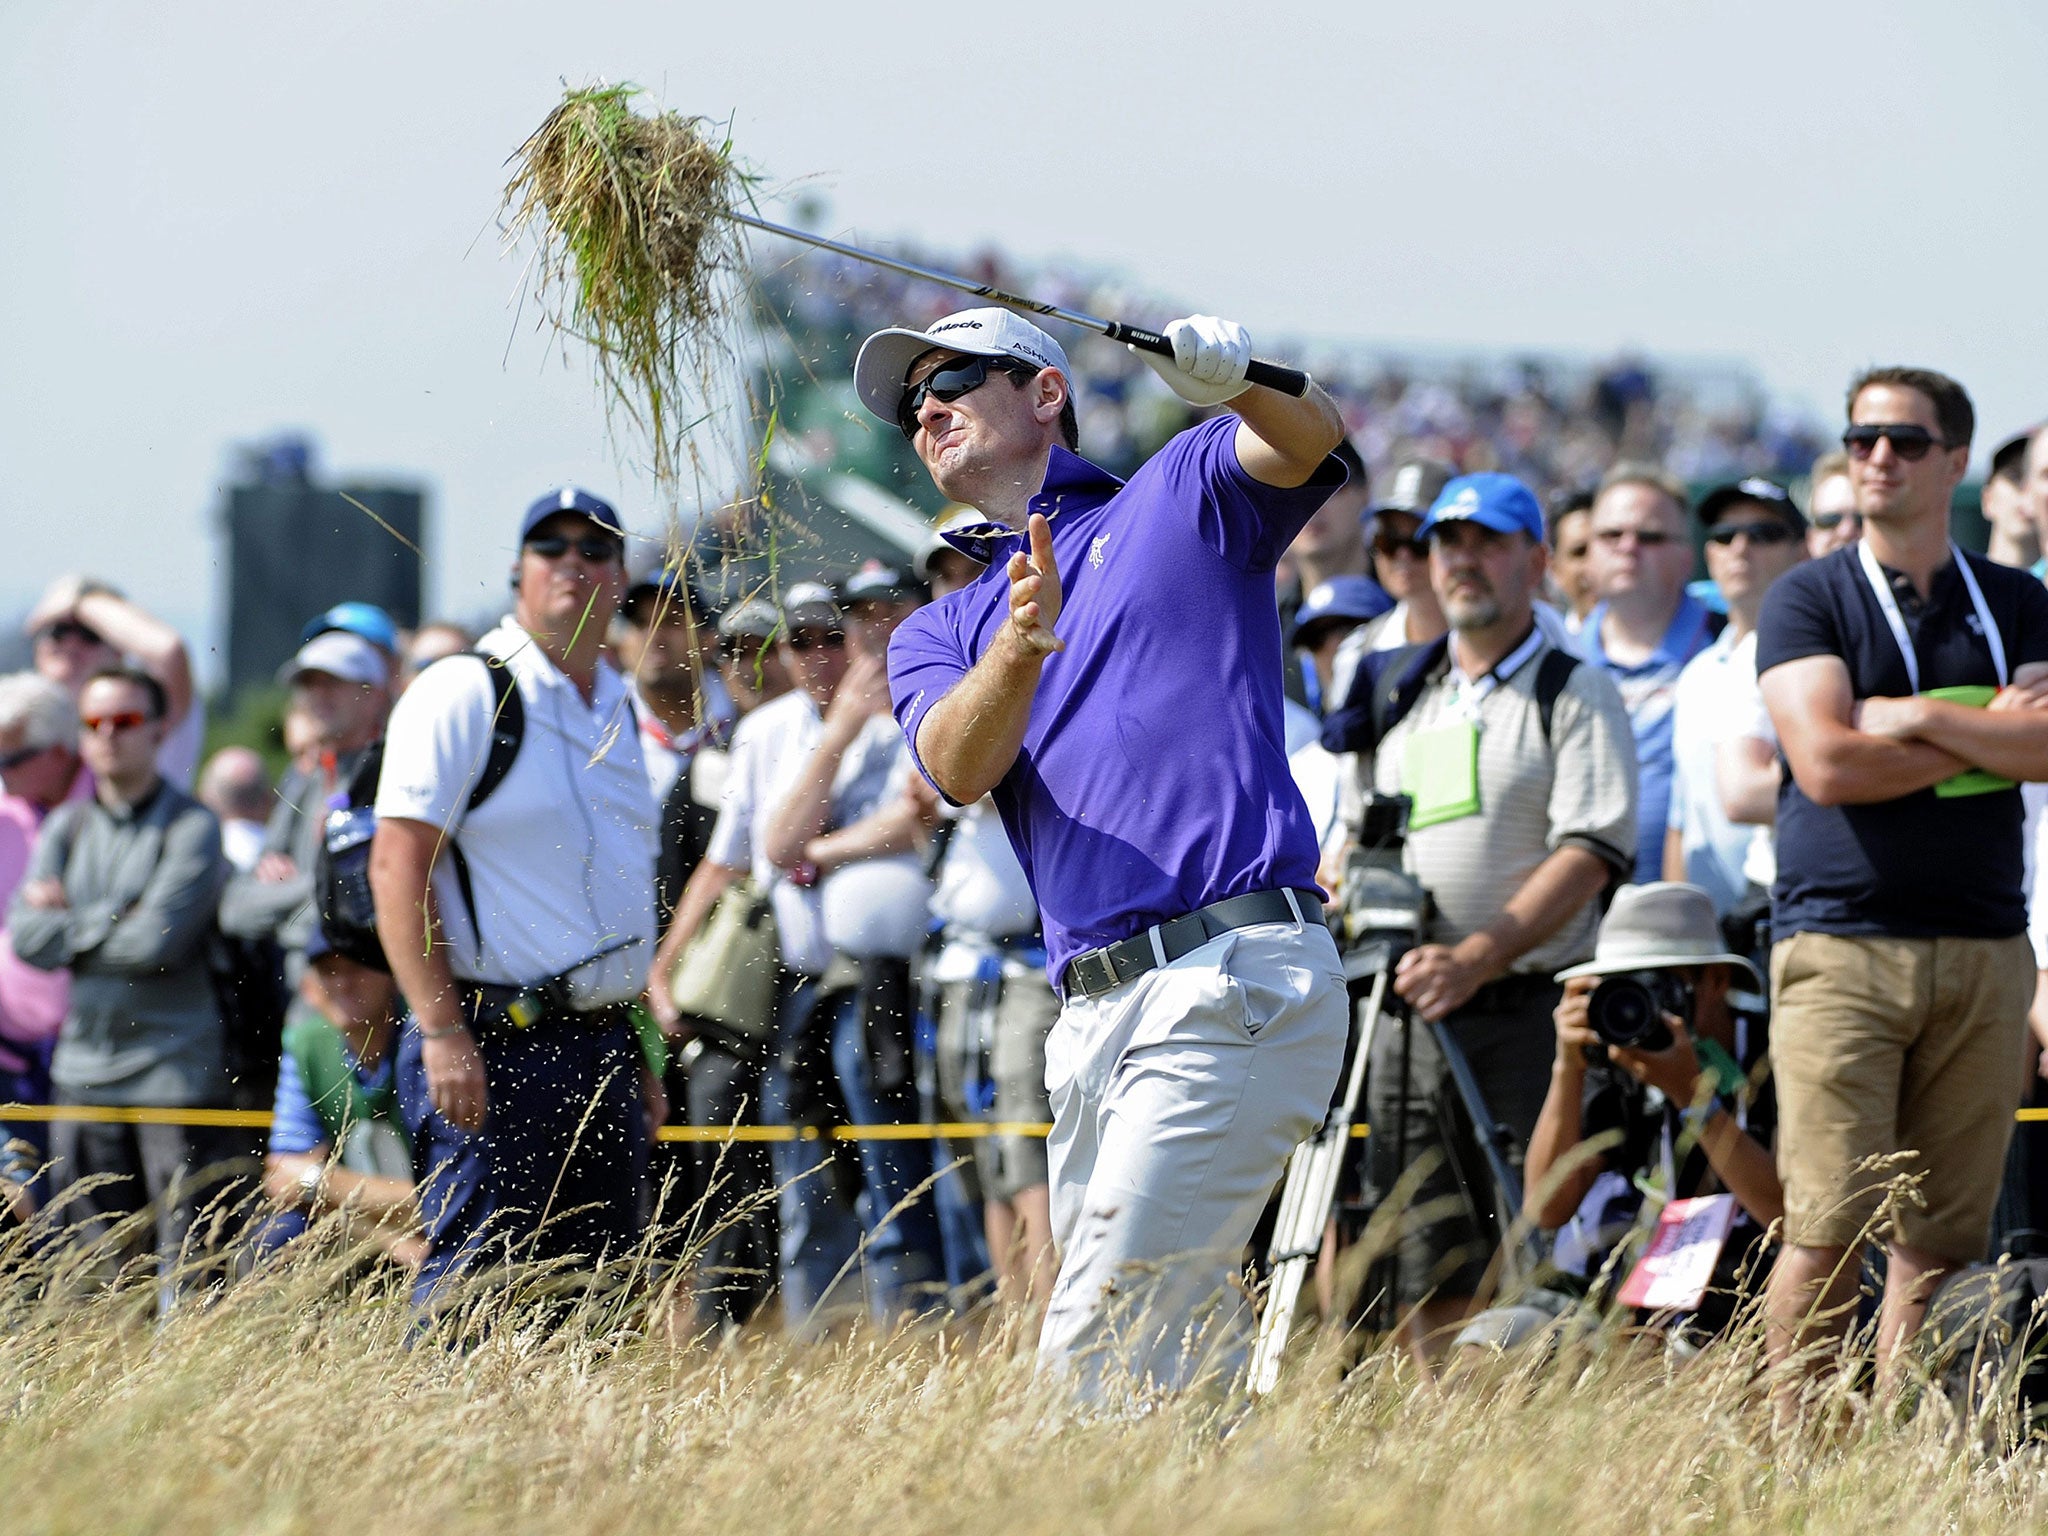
[[861, 306, 1349, 1402]]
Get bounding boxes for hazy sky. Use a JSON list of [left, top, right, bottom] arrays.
[[5, 1, 2044, 681]]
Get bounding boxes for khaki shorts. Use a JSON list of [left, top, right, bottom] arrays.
[[935, 966, 1058, 1202], [1771, 930, 2032, 1261]]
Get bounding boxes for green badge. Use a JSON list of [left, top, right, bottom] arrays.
[[1923, 685, 2016, 799], [1402, 720, 1481, 830]]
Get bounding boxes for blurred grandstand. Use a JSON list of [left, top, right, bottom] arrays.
[[696, 220, 1830, 589]]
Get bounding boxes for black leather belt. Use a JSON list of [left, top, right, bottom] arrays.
[[1061, 888, 1327, 1002], [461, 982, 633, 1034]]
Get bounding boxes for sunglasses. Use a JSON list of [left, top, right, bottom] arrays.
[[525, 533, 622, 562], [40, 620, 105, 647], [1842, 424, 1952, 462], [81, 711, 152, 735], [0, 743, 50, 771], [1371, 529, 1428, 560], [897, 356, 1035, 440], [1811, 511, 1858, 531], [784, 629, 846, 653], [1594, 527, 1677, 548], [1704, 520, 1798, 547]]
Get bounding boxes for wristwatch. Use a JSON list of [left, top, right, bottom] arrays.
[[297, 1161, 326, 1208]]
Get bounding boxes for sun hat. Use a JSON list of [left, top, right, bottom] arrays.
[[1555, 882, 1763, 991]]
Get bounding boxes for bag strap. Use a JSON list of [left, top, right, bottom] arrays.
[[1533, 646, 1581, 746], [446, 652, 525, 955]]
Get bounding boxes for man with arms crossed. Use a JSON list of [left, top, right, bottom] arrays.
[[868, 308, 1349, 1400], [1758, 368, 2048, 1401]]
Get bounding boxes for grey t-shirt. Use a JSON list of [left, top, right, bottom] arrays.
[[1361, 640, 1638, 976], [8, 782, 228, 1104]]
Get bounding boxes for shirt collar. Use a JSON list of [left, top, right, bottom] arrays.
[[937, 447, 1126, 565]]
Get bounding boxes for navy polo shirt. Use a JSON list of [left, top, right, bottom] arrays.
[[1755, 545, 2048, 938], [888, 415, 1346, 988]]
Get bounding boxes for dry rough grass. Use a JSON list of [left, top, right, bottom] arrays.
[[501, 82, 753, 506], [4, 1225, 2048, 1536]]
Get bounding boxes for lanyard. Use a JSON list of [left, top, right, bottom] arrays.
[[1857, 539, 2006, 695], [1448, 626, 1545, 723]]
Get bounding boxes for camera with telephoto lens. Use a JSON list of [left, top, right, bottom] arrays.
[[1585, 969, 1693, 1053], [1338, 795, 1431, 984]]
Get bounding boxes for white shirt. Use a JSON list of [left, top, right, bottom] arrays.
[[375, 617, 658, 1007], [1734, 658, 1779, 892], [930, 796, 1037, 940], [1667, 627, 1761, 916], [704, 689, 907, 976]]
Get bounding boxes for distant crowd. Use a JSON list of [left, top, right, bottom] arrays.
[[4, 361, 2047, 1407]]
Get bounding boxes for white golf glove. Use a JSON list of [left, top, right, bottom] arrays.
[[1133, 314, 1252, 406]]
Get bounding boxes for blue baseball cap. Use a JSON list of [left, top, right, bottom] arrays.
[[1419, 473, 1546, 543], [1292, 575, 1393, 643], [300, 601, 398, 655], [519, 486, 625, 545]]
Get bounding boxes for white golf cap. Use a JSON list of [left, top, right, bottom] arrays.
[[277, 630, 390, 691], [782, 581, 843, 632], [853, 307, 1070, 426]]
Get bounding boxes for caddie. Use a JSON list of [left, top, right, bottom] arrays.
[[865, 306, 1350, 1400], [369, 486, 663, 1307]]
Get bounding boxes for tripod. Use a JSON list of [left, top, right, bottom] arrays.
[[1249, 956, 1392, 1396]]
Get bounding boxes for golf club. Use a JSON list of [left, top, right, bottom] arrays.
[[730, 210, 1312, 399]]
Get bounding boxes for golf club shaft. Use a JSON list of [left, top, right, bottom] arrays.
[[731, 211, 1311, 398]]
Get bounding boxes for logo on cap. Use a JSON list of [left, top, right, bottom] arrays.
[[1442, 486, 1481, 521], [1393, 465, 1422, 502]]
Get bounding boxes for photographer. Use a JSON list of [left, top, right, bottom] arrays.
[[1515, 882, 1781, 1343], [1325, 473, 1637, 1366]]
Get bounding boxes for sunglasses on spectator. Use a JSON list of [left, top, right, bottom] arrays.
[[1704, 520, 1798, 547], [1811, 511, 1858, 531], [0, 743, 51, 771], [525, 533, 622, 562], [39, 620, 105, 646], [81, 711, 152, 735], [1594, 528, 1677, 548], [1842, 424, 1953, 462], [897, 356, 1036, 440], [717, 638, 770, 662], [783, 629, 846, 652], [1371, 529, 1428, 560]]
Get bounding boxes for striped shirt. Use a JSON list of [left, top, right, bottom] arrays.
[[1364, 638, 1638, 976]]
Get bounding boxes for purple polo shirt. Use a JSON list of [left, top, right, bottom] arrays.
[[888, 415, 1346, 989]]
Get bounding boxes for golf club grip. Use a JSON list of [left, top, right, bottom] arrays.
[[1108, 324, 1310, 398]]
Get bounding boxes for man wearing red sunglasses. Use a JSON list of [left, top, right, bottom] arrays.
[[1757, 366, 2048, 1407], [9, 665, 231, 1298]]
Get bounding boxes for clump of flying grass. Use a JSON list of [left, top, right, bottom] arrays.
[[502, 83, 757, 498]]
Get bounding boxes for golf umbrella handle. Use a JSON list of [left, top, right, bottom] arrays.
[[1101, 322, 1311, 399]]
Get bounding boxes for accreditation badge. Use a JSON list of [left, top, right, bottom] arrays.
[[1401, 720, 1481, 830]]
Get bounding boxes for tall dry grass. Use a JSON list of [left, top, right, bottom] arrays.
[[3, 1204, 2047, 1536]]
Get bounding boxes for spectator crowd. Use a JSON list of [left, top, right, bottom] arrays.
[[3, 331, 2048, 1421]]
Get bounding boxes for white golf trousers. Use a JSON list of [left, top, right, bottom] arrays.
[[1037, 918, 1347, 1404]]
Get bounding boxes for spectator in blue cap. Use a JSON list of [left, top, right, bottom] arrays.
[[371, 482, 662, 1309], [302, 602, 400, 663], [1324, 469, 1637, 1368], [1291, 574, 1393, 716]]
